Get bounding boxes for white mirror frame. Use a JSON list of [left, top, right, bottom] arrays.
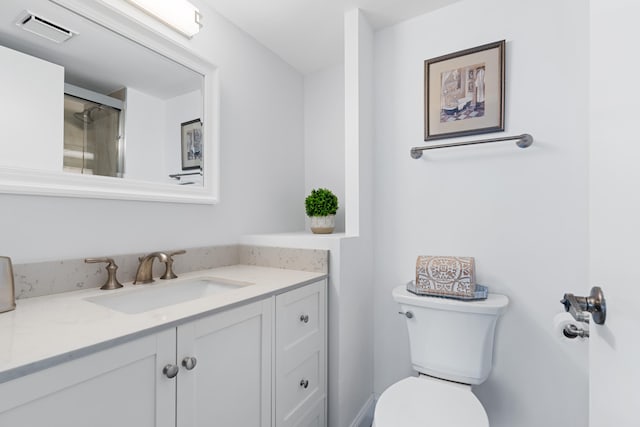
[[0, 0, 219, 204]]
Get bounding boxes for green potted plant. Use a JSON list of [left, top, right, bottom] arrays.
[[305, 188, 338, 234]]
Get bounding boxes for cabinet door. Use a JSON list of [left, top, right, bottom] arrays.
[[177, 298, 273, 427], [275, 281, 327, 427], [0, 329, 176, 427]]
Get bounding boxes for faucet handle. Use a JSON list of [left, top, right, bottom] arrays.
[[85, 258, 123, 290], [160, 250, 186, 280]]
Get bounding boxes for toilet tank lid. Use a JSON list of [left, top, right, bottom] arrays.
[[393, 285, 509, 315], [374, 377, 488, 427]]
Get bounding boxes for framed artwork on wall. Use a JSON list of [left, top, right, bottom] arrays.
[[181, 118, 203, 170], [424, 40, 505, 140]]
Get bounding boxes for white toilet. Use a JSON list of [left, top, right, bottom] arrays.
[[373, 285, 509, 427]]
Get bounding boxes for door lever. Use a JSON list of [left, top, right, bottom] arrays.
[[560, 286, 606, 325]]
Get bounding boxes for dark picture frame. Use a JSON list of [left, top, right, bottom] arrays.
[[424, 40, 505, 141], [181, 119, 203, 170]]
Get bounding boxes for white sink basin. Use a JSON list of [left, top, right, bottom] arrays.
[[85, 277, 252, 314]]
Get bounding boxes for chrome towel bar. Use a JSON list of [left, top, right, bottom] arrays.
[[410, 133, 533, 159]]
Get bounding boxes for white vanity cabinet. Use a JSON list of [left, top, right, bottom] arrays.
[[0, 329, 177, 427], [0, 279, 326, 427], [274, 280, 327, 427]]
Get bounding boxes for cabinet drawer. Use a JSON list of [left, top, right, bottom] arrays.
[[277, 350, 321, 426], [277, 286, 321, 352], [275, 280, 326, 427]]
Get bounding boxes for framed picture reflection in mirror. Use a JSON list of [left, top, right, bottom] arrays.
[[181, 118, 203, 170]]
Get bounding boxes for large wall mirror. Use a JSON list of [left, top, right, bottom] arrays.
[[0, 0, 219, 203]]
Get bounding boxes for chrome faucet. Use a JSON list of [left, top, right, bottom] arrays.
[[134, 250, 186, 284]]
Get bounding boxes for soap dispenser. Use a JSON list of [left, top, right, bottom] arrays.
[[0, 256, 16, 313]]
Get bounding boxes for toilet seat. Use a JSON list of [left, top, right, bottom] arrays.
[[373, 376, 489, 427]]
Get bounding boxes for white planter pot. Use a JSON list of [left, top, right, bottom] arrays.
[[309, 215, 335, 234]]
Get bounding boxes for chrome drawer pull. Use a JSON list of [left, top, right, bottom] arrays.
[[299, 378, 309, 389], [181, 356, 198, 371], [299, 314, 309, 323], [162, 364, 179, 379]]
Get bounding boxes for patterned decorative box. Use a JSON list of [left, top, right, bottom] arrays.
[[414, 256, 476, 298]]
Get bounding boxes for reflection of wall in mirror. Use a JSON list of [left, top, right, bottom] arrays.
[[0, 44, 204, 185], [123, 87, 166, 182], [164, 90, 203, 185], [118, 87, 201, 185], [0, 45, 63, 172]]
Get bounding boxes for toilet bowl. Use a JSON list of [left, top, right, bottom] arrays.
[[373, 285, 508, 426], [373, 376, 488, 427]]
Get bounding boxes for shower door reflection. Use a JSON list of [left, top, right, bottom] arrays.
[[63, 92, 124, 178]]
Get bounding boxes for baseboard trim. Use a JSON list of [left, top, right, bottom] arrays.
[[349, 394, 376, 427]]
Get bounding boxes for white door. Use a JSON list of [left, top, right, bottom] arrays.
[[589, 1, 640, 425]]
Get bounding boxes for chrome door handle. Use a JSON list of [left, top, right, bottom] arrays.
[[560, 286, 606, 325], [181, 356, 197, 371], [299, 314, 309, 323], [162, 364, 179, 379], [398, 311, 413, 319]]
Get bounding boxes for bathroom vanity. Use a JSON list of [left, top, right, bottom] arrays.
[[0, 265, 327, 427]]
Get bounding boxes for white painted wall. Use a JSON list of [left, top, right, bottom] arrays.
[[250, 12, 377, 427], [372, 1, 589, 427], [0, 45, 63, 172], [0, 1, 305, 263], [339, 236, 374, 427], [344, 9, 374, 241], [342, 9, 375, 426], [304, 64, 345, 232]]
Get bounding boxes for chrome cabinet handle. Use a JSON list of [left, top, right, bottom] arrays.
[[299, 378, 309, 389], [181, 356, 197, 371], [299, 314, 309, 323], [162, 364, 179, 379], [398, 311, 413, 319]]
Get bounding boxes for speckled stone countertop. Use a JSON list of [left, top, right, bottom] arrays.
[[0, 264, 326, 384]]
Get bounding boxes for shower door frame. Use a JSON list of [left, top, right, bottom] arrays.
[[64, 83, 125, 178]]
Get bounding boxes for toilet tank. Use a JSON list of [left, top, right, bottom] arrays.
[[393, 285, 508, 385]]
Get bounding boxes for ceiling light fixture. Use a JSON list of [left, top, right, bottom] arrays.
[[124, 0, 202, 38]]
